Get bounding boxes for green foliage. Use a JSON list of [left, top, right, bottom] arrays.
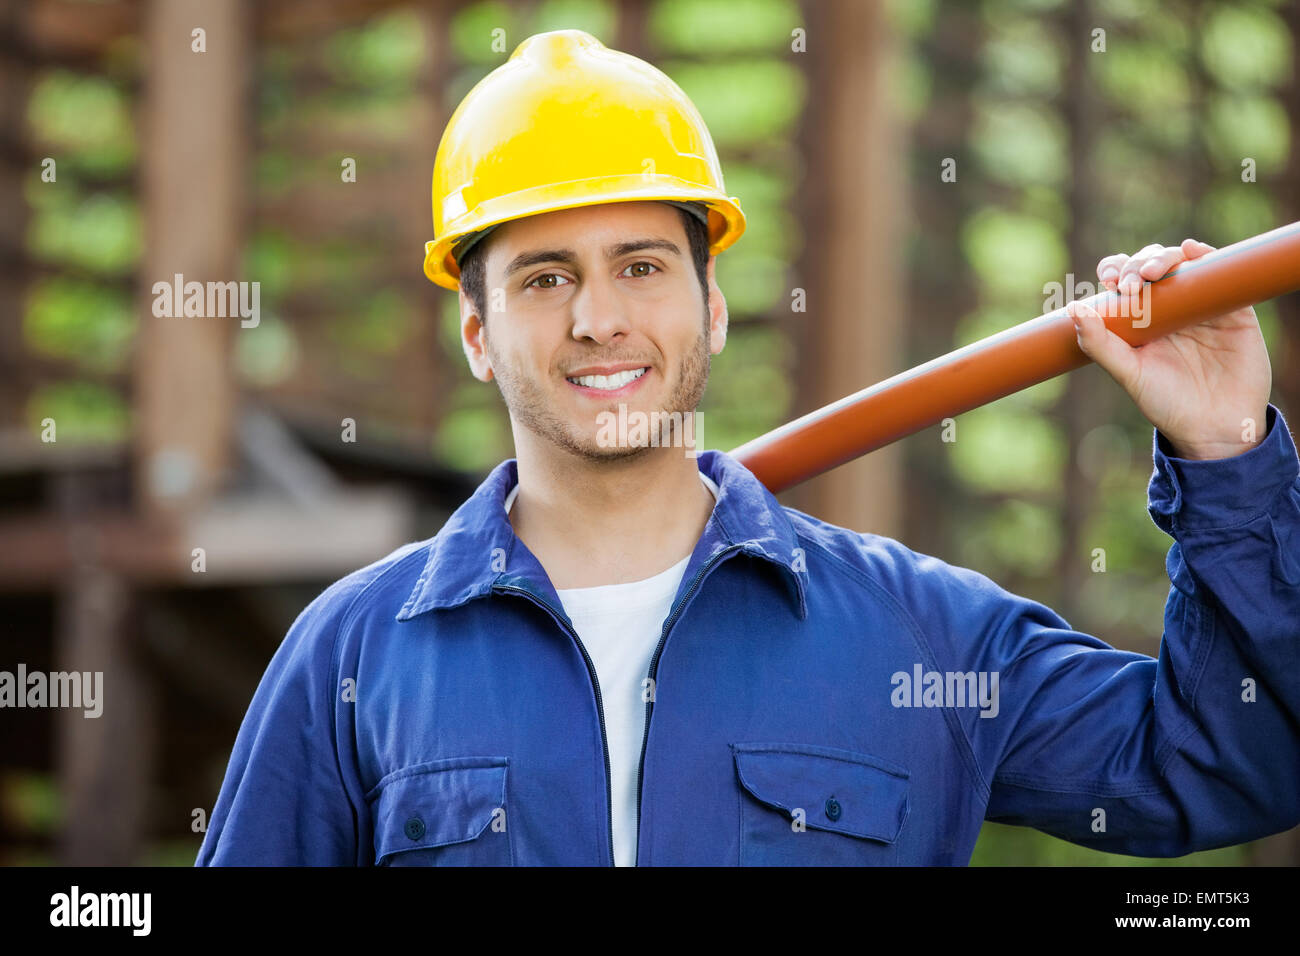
[[1200, 4, 1292, 90], [324, 10, 426, 89], [1199, 184, 1276, 244], [26, 71, 135, 176], [972, 821, 1250, 866], [885, 0, 937, 39], [963, 209, 1068, 300], [1204, 93, 1290, 171], [700, 324, 793, 452], [978, 18, 1061, 98], [715, 250, 791, 316], [531, 0, 616, 39], [435, 403, 513, 473], [451, 1, 521, 64], [948, 406, 1065, 488], [26, 189, 140, 275], [890, 48, 933, 122], [328, 291, 415, 357], [1, 771, 62, 835], [235, 315, 300, 388], [715, 160, 799, 314], [651, 0, 802, 54], [24, 277, 135, 372], [662, 59, 805, 149], [973, 102, 1068, 188], [26, 381, 129, 443], [1095, 41, 1191, 116], [954, 497, 1062, 578]]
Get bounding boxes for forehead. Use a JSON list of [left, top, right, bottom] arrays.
[[484, 201, 685, 265]]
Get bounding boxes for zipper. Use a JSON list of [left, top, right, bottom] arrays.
[[633, 544, 745, 866], [493, 583, 616, 867]]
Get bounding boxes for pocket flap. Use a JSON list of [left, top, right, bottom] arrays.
[[732, 743, 909, 843], [368, 757, 508, 862]]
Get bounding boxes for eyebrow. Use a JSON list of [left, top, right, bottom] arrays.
[[502, 238, 683, 278]]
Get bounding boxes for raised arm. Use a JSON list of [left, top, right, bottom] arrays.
[[974, 402, 1300, 855]]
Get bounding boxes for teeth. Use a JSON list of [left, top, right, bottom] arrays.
[[567, 367, 647, 390]]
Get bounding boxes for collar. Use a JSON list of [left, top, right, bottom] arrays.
[[395, 450, 808, 622]]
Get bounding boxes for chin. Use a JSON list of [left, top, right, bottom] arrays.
[[567, 438, 650, 463]]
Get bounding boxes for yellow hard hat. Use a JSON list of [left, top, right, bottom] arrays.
[[422, 29, 746, 290]]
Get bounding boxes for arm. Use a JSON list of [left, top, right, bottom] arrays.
[[195, 578, 364, 866], [977, 403, 1300, 854]]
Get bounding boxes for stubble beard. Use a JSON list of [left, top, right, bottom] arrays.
[[488, 318, 711, 463]]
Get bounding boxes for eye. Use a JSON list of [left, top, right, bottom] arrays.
[[621, 261, 660, 279], [528, 272, 571, 290]]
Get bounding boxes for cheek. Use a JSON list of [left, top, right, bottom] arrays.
[[494, 328, 559, 380]]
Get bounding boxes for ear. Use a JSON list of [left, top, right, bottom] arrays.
[[460, 287, 494, 382], [706, 255, 728, 355]]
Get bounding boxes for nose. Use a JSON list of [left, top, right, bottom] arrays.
[[568, 271, 632, 345]]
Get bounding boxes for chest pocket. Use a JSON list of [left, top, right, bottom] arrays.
[[732, 743, 909, 865], [368, 756, 512, 866]]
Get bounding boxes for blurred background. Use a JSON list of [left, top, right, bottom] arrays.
[[0, 0, 1296, 865]]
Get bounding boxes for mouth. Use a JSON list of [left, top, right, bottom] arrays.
[[564, 366, 650, 395]]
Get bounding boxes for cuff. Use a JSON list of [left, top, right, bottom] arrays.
[[1147, 403, 1299, 535]]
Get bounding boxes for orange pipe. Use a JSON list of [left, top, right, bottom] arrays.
[[730, 220, 1300, 493]]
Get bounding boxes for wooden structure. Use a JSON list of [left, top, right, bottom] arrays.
[[0, 0, 477, 865]]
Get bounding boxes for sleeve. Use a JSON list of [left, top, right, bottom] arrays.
[[954, 402, 1300, 856], [195, 578, 365, 866]]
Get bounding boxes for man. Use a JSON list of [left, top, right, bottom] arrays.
[[198, 30, 1300, 866]]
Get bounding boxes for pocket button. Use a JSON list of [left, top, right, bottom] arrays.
[[825, 797, 842, 821], [404, 816, 426, 841]]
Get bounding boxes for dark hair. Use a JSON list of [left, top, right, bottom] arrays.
[[457, 203, 712, 325]]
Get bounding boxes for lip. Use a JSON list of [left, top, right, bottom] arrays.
[[564, 362, 651, 377], [563, 365, 652, 398]]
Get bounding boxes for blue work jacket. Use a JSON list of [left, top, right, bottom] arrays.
[[197, 403, 1300, 865]]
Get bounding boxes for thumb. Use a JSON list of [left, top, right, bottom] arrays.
[[1068, 300, 1141, 390]]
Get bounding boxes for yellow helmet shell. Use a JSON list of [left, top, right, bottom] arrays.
[[423, 29, 746, 290]]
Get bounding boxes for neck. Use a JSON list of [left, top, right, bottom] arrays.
[[508, 436, 714, 589]]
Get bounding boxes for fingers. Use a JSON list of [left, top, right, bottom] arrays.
[[1097, 253, 1128, 289], [1116, 242, 1168, 293], [1095, 238, 1215, 295], [1180, 237, 1216, 260], [1067, 298, 1140, 390]]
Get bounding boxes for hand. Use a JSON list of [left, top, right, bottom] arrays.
[[1067, 238, 1272, 460]]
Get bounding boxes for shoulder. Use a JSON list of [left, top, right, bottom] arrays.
[[279, 538, 433, 653], [780, 505, 1024, 622]]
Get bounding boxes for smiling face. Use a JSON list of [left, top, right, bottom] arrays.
[[459, 201, 728, 462]]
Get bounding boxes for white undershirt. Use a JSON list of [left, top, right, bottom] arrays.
[[503, 470, 720, 866]]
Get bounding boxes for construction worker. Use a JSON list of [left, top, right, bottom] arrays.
[[198, 30, 1300, 866]]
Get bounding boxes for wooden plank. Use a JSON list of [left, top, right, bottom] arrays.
[[0, 489, 416, 588]]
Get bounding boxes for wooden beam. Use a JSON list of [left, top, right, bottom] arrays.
[[135, 0, 249, 514], [54, 563, 154, 865], [787, 0, 905, 535], [0, 489, 417, 589]]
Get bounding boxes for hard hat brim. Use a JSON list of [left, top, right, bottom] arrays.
[[424, 178, 746, 291]]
